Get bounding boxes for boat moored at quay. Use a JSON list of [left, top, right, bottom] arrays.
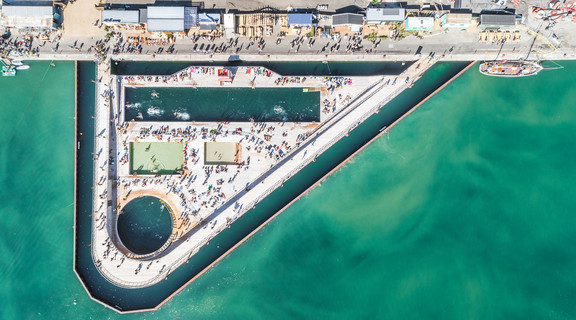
[[479, 60, 543, 77]]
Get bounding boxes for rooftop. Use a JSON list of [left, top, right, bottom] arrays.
[[444, 13, 472, 25], [366, 7, 406, 22], [102, 9, 140, 25], [147, 6, 185, 31], [332, 13, 364, 26], [1, 5, 53, 28], [480, 13, 516, 26], [287, 13, 313, 26]]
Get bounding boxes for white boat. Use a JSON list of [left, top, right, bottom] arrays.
[[16, 65, 30, 70], [479, 60, 542, 77], [11, 59, 23, 66]]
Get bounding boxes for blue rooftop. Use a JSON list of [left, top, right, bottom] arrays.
[[287, 13, 313, 26]]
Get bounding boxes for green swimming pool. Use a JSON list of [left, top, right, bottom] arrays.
[[124, 87, 321, 122], [129, 142, 183, 175]]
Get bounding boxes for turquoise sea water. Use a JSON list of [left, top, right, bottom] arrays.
[[2, 60, 576, 319]]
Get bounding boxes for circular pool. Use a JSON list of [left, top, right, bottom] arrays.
[[117, 196, 173, 255]]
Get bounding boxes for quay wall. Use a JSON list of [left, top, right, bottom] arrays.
[[71, 62, 123, 312], [73, 61, 79, 273], [71, 61, 109, 308]]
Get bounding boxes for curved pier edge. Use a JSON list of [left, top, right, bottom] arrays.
[[73, 60, 475, 314]]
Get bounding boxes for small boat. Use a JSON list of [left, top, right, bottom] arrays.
[[11, 59, 23, 66], [479, 60, 543, 77], [16, 65, 30, 70], [2, 65, 16, 76]]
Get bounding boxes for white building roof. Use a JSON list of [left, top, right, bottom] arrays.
[[223, 13, 235, 38], [366, 8, 405, 22], [147, 6, 184, 19], [405, 16, 434, 29], [147, 18, 184, 31], [1, 5, 53, 28], [147, 6, 184, 31], [101, 10, 140, 25]]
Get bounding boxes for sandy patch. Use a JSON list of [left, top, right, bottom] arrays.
[[62, 0, 106, 38]]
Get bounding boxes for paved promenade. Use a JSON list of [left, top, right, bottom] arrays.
[[13, 48, 576, 64], [88, 58, 432, 288]]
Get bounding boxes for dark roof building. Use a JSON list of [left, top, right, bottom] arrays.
[[454, 0, 472, 10], [332, 13, 364, 26], [480, 14, 516, 26]]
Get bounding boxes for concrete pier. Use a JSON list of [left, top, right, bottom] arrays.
[[88, 59, 433, 289]]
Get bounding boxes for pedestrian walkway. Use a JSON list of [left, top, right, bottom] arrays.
[[89, 59, 432, 288]]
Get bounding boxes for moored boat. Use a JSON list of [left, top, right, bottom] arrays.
[[11, 59, 23, 66], [16, 65, 30, 70], [479, 60, 542, 77], [2, 65, 16, 76]]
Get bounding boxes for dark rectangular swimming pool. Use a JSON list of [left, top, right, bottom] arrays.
[[124, 87, 320, 122]]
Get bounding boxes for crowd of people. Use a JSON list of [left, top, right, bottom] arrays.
[[0, 34, 41, 57], [274, 76, 307, 85], [323, 76, 353, 92], [322, 93, 352, 114], [89, 50, 366, 280]]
